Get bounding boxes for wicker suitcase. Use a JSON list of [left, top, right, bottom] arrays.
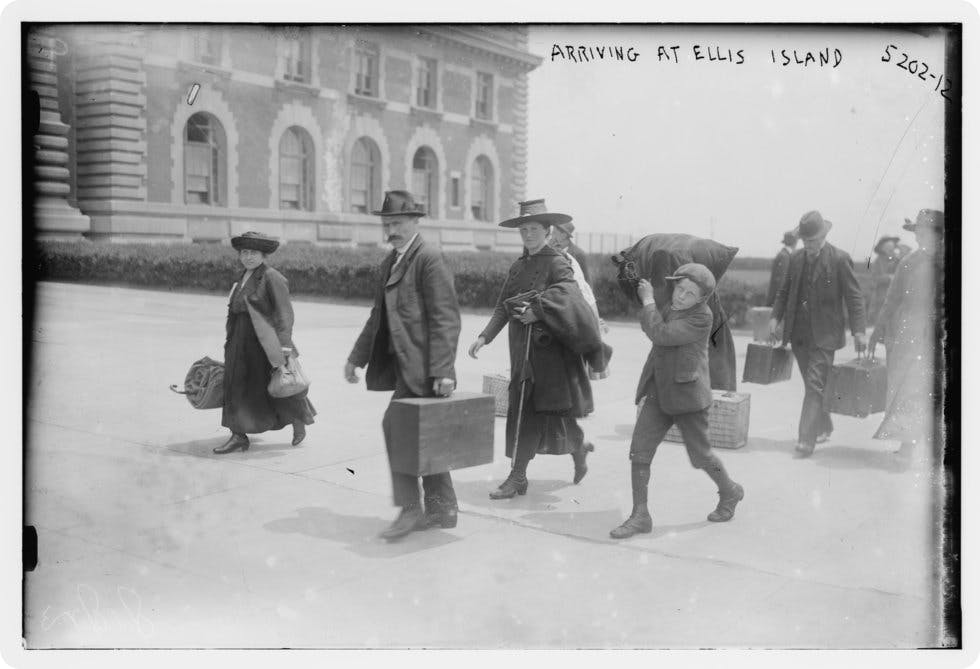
[[747, 306, 773, 342], [823, 357, 887, 417], [482, 373, 510, 417], [663, 390, 751, 449], [742, 343, 794, 385], [388, 392, 495, 476]]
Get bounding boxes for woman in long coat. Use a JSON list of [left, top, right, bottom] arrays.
[[468, 200, 604, 498], [869, 210, 942, 461], [214, 232, 316, 454]]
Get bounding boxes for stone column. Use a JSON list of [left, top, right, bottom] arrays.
[[27, 30, 91, 239]]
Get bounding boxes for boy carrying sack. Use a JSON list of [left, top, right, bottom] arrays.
[[611, 263, 745, 539]]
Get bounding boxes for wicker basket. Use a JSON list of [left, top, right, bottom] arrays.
[[663, 390, 751, 449], [482, 373, 510, 417]]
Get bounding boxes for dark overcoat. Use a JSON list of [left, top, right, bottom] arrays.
[[634, 301, 713, 414], [771, 242, 867, 350], [348, 235, 461, 396], [766, 247, 792, 307], [228, 263, 298, 362]]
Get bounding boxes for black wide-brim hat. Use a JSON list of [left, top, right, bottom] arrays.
[[231, 231, 280, 254], [373, 190, 425, 217], [499, 198, 571, 228], [873, 235, 901, 254], [795, 210, 833, 240]]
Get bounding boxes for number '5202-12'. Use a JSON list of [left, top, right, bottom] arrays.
[[881, 44, 953, 101]]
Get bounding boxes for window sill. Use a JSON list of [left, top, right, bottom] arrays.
[[177, 60, 232, 79], [275, 79, 320, 96], [410, 105, 443, 122], [470, 117, 498, 132], [347, 92, 387, 109]]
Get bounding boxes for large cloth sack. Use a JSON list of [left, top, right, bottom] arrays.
[[268, 355, 310, 398], [612, 233, 739, 391], [170, 356, 225, 409]]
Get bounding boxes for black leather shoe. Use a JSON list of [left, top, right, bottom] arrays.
[[213, 433, 249, 454], [380, 505, 426, 541], [489, 474, 529, 500], [572, 442, 595, 484], [610, 508, 653, 539], [707, 482, 744, 522], [292, 422, 306, 446], [424, 496, 458, 529]]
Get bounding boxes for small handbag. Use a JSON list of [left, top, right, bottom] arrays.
[[268, 355, 310, 398]]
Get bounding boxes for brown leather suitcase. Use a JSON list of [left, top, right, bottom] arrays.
[[388, 392, 495, 476], [823, 357, 887, 417], [742, 343, 794, 384]]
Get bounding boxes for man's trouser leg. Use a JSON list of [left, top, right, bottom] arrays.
[[792, 342, 835, 447]]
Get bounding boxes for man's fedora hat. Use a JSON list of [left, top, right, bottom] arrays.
[[903, 209, 944, 232], [873, 235, 901, 254], [373, 190, 425, 217], [782, 230, 799, 247], [499, 199, 572, 228], [231, 231, 280, 254], [796, 210, 833, 240]]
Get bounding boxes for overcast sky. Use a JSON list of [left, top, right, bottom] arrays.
[[524, 25, 949, 258]]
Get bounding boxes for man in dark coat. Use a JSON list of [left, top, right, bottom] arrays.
[[345, 191, 462, 541], [770, 210, 867, 458], [610, 264, 743, 539], [767, 230, 799, 306]]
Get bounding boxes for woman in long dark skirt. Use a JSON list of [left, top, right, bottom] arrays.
[[468, 199, 602, 498], [214, 231, 316, 454]]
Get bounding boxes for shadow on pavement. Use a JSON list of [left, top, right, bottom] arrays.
[[453, 478, 569, 512], [810, 444, 907, 472], [158, 437, 300, 460], [729, 436, 797, 455], [263, 506, 461, 558], [518, 508, 630, 538]]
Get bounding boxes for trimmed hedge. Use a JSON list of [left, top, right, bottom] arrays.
[[34, 241, 784, 325]]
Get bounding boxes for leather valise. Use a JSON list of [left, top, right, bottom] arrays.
[[823, 357, 887, 417], [742, 343, 794, 385], [388, 392, 495, 476]]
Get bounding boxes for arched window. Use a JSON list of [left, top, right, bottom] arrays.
[[350, 137, 381, 214], [471, 155, 493, 221], [279, 126, 314, 211], [184, 112, 226, 206], [411, 147, 438, 216]]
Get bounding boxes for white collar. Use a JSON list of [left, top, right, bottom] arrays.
[[394, 233, 419, 257]]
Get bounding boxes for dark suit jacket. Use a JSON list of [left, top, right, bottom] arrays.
[[348, 235, 461, 396], [634, 301, 713, 415], [771, 242, 866, 350], [766, 247, 792, 306], [228, 264, 297, 363], [566, 242, 592, 285]]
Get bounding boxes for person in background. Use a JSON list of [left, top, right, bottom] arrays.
[[869, 210, 943, 465], [551, 220, 593, 285], [345, 191, 462, 541], [216, 231, 316, 454], [610, 264, 744, 539], [469, 199, 597, 497], [769, 211, 867, 458], [766, 230, 798, 307], [867, 235, 903, 326]]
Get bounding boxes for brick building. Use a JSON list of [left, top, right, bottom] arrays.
[[28, 25, 541, 251]]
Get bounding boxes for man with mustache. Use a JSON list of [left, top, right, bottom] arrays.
[[345, 190, 462, 541], [769, 210, 867, 458]]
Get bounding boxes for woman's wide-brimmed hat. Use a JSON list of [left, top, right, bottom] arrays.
[[795, 210, 833, 241], [373, 190, 425, 217], [903, 209, 944, 233], [498, 198, 572, 228], [231, 231, 280, 254], [873, 235, 901, 254]]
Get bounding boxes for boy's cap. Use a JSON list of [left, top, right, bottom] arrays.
[[665, 262, 716, 297]]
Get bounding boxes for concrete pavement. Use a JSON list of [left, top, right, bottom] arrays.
[[24, 281, 944, 648]]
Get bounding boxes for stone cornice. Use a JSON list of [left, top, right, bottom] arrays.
[[417, 27, 542, 71]]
